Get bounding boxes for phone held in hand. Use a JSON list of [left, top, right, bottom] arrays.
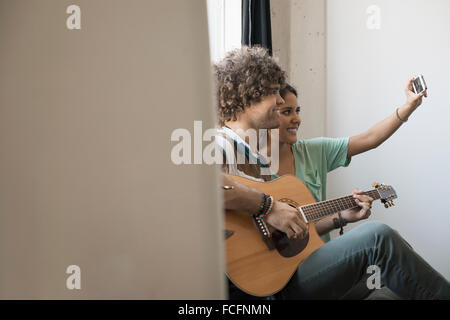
[[412, 75, 427, 94]]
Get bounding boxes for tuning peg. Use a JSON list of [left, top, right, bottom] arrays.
[[372, 182, 379, 188], [391, 201, 395, 206], [384, 203, 389, 208]]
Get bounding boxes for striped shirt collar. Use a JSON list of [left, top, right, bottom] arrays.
[[217, 126, 270, 168]]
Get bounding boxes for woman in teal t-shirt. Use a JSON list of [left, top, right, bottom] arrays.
[[272, 81, 426, 242]]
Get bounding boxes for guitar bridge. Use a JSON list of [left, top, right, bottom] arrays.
[[252, 215, 275, 250]]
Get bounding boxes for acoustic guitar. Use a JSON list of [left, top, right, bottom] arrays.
[[224, 174, 398, 297]]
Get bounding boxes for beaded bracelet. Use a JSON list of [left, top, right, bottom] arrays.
[[255, 196, 274, 220], [256, 193, 269, 216], [265, 196, 274, 217], [333, 212, 348, 235]]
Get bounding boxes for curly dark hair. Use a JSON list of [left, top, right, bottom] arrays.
[[213, 46, 286, 125]]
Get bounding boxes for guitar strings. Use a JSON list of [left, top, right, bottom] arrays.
[[301, 190, 380, 222], [303, 190, 380, 221]]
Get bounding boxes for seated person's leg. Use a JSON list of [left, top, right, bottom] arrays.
[[279, 221, 450, 299]]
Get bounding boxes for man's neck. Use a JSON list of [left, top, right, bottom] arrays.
[[223, 120, 253, 134], [223, 120, 256, 145], [224, 119, 272, 157]]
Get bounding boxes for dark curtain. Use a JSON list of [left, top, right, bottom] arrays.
[[242, 0, 273, 55]]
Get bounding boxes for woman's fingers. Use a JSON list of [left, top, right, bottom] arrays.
[[406, 76, 415, 92], [406, 76, 427, 100]]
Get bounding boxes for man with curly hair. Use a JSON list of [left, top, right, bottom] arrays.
[[214, 46, 308, 241], [215, 46, 286, 129], [214, 46, 449, 300]]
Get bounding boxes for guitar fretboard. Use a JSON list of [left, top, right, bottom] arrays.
[[300, 190, 381, 222]]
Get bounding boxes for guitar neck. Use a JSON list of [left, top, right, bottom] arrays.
[[300, 189, 381, 222]]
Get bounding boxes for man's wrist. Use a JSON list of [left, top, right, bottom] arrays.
[[246, 190, 265, 215], [228, 183, 264, 215]]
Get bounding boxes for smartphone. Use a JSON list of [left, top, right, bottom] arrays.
[[412, 75, 427, 94]]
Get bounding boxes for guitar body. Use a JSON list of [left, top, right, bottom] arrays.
[[225, 174, 325, 297]]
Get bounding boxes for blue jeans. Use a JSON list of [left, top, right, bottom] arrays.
[[275, 221, 450, 299]]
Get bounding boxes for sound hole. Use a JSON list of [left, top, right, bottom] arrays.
[[273, 199, 309, 258], [272, 230, 309, 258]]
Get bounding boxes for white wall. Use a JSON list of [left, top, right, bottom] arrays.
[[271, 0, 292, 77], [327, 0, 450, 279], [272, 0, 327, 140]]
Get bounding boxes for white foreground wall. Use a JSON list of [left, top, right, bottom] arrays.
[[0, 0, 224, 298]]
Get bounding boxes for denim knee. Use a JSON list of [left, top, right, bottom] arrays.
[[360, 220, 413, 251], [363, 221, 395, 237], [356, 221, 401, 245]]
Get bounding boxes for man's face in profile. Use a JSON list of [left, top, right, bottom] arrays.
[[247, 84, 285, 130]]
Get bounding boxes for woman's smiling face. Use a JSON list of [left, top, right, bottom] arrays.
[[278, 91, 301, 144]]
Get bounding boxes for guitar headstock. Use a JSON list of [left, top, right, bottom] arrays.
[[373, 182, 398, 208]]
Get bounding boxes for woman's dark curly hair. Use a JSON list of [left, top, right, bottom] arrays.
[[213, 46, 286, 126]]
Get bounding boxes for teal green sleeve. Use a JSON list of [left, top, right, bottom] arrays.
[[322, 137, 352, 172]]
